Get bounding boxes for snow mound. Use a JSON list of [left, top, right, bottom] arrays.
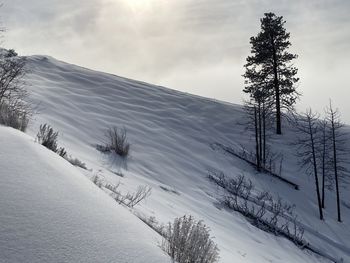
[[0, 126, 169, 263]]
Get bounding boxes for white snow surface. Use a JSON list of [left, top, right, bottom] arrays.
[[0, 126, 170, 263], [1, 54, 349, 262]]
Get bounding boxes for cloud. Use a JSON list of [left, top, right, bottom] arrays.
[[1, 0, 350, 121]]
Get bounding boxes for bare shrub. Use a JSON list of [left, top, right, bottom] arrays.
[[104, 127, 130, 157], [109, 170, 124, 177], [36, 124, 58, 151], [0, 102, 29, 131], [208, 171, 304, 246], [0, 50, 28, 104], [90, 175, 151, 208], [57, 147, 67, 158], [124, 185, 152, 207], [0, 50, 32, 131], [92, 175, 103, 188], [104, 182, 121, 195], [211, 142, 299, 190], [162, 215, 219, 263], [65, 156, 87, 170], [138, 215, 166, 237], [159, 185, 180, 195], [95, 144, 110, 153], [36, 123, 66, 157], [105, 183, 151, 208]]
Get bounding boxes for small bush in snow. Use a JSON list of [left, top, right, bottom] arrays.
[[104, 127, 130, 157], [65, 156, 87, 170], [138, 215, 166, 237], [105, 183, 151, 208], [57, 147, 67, 158], [162, 215, 219, 263], [0, 50, 32, 132], [0, 102, 30, 131], [110, 170, 124, 177], [123, 185, 152, 208], [92, 175, 103, 188], [36, 124, 58, 150], [208, 171, 304, 246], [36, 123, 67, 157]]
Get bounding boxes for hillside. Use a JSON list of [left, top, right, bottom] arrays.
[[0, 126, 170, 262], [5, 55, 348, 262]]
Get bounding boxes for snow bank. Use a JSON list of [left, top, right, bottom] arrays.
[[0, 126, 170, 263]]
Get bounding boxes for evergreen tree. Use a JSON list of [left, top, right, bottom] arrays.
[[244, 12, 299, 134]]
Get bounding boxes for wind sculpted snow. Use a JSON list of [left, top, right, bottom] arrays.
[[0, 127, 170, 263], [12, 55, 350, 262]]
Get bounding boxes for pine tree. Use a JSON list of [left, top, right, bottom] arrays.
[[244, 12, 299, 134]]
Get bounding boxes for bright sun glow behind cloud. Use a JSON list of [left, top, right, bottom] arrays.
[[124, 0, 156, 11], [2, 0, 350, 122]]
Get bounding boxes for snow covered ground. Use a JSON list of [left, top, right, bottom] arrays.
[[0, 126, 170, 263], [0, 54, 349, 262]]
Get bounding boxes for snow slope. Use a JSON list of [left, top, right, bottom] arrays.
[[17, 55, 350, 262], [0, 126, 170, 263]]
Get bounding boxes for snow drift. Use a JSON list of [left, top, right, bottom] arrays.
[[0, 54, 348, 262], [0, 126, 170, 263]]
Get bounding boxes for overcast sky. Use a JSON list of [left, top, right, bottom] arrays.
[[2, 0, 350, 121]]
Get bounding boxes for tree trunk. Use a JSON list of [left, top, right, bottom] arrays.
[[321, 125, 326, 209], [262, 101, 266, 167], [254, 106, 261, 172], [321, 143, 326, 209], [258, 101, 263, 166], [331, 119, 342, 222], [309, 117, 323, 220], [271, 35, 281, 135]]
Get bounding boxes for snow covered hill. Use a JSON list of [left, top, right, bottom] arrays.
[[1, 54, 348, 262], [0, 126, 170, 263]]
